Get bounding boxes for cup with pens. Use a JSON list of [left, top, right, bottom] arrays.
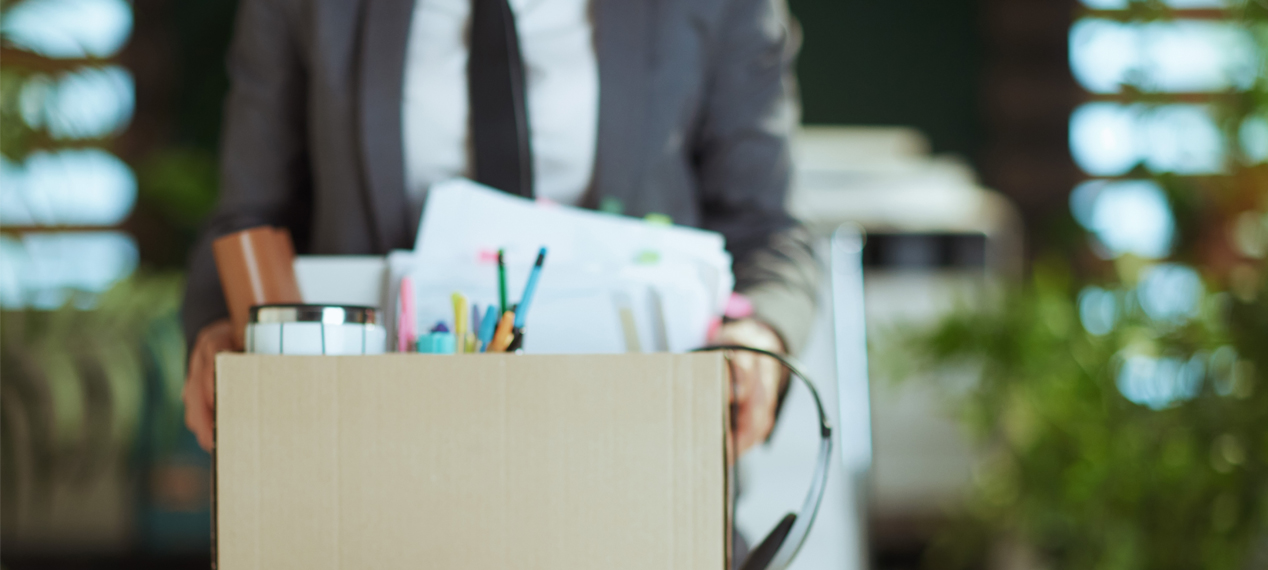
[[410, 247, 547, 354]]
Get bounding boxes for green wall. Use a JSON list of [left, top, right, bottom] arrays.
[[789, 0, 982, 160]]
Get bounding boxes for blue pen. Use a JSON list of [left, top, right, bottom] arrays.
[[477, 304, 499, 352], [514, 247, 547, 329]]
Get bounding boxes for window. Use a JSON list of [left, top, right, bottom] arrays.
[[1067, 0, 1255, 260], [0, 0, 138, 309]]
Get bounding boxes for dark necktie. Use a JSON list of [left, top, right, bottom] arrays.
[[468, 0, 533, 198]]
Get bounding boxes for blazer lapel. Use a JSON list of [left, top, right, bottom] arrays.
[[590, 0, 655, 212], [358, 0, 415, 251]]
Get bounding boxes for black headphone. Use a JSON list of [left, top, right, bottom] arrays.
[[692, 345, 833, 570]]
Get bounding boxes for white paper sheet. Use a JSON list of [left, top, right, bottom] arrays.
[[384, 179, 734, 354]]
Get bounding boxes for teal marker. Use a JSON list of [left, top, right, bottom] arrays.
[[417, 322, 455, 354], [477, 304, 499, 352]]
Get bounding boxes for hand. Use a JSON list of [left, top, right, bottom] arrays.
[[711, 319, 787, 460], [184, 318, 236, 451]]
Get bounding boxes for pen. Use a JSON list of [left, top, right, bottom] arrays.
[[497, 248, 508, 315], [470, 305, 483, 352], [506, 328, 524, 352], [488, 310, 516, 352], [478, 304, 499, 352], [513, 247, 547, 329], [452, 292, 468, 354]]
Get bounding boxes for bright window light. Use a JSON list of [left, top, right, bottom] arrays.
[[1071, 103, 1226, 175], [1140, 104, 1225, 174], [20, 66, 134, 139], [1070, 19, 1257, 94], [1117, 353, 1205, 410], [0, 149, 137, 226], [1070, 19, 1137, 93], [0, 232, 138, 309], [1078, 286, 1119, 335], [1, 0, 133, 59], [1142, 21, 1257, 92], [1137, 263, 1204, 323], [1079, 0, 1128, 8], [1239, 116, 1268, 163], [1070, 179, 1175, 258], [1070, 103, 1140, 175]]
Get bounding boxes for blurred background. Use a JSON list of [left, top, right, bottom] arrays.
[[1, 0, 1266, 569]]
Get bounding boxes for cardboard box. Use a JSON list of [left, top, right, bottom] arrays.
[[215, 353, 728, 569]]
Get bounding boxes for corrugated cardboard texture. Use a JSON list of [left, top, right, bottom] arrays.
[[216, 353, 725, 569]]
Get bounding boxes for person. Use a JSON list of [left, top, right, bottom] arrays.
[[183, 0, 817, 474]]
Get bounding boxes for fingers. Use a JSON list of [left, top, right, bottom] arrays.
[[184, 380, 215, 451], [202, 346, 217, 409], [184, 352, 216, 451], [728, 352, 778, 457], [712, 320, 785, 452], [199, 320, 235, 406], [185, 318, 236, 452]]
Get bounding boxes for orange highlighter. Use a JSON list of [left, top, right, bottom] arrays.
[[486, 310, 517, 353]]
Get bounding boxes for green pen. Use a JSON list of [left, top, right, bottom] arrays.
[[497, 248, 508, 315]]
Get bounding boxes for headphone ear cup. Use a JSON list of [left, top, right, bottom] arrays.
[[739, 513, 797, 570]]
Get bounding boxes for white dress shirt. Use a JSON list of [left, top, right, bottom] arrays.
[[401, 0, 598, 210]]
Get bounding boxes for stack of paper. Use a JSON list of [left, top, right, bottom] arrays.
[[387, 179, 733, 354]]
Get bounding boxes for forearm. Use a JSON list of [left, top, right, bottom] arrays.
[[181, 0, 309, 351], [734, 224, 820, 356]]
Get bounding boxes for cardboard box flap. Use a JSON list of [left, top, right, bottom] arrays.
[[216, 353, 726, 569]]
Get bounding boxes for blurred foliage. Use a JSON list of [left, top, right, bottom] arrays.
[[1, 66, 33, 160], [0, 274, 187, 519], [135, 148, 218, 232], [891, 3, 1268, 569], [0, 0, 232, 549], [133, 146, 220, 266], [893, 259, 1267, 570]]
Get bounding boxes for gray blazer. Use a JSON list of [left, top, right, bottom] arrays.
[[182, 0, 821, 353]]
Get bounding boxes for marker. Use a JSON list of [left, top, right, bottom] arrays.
[[513, 247, 547, 329], [497, 249, 508, 315], [506, 328, 524, 352], [477, 304, 499, 352], [488, 310, 516, 353], [397, 277, 416, 352], [418, 321, 454, 354], [470, 305, 483, 352], [452, 292, 469, 354]]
